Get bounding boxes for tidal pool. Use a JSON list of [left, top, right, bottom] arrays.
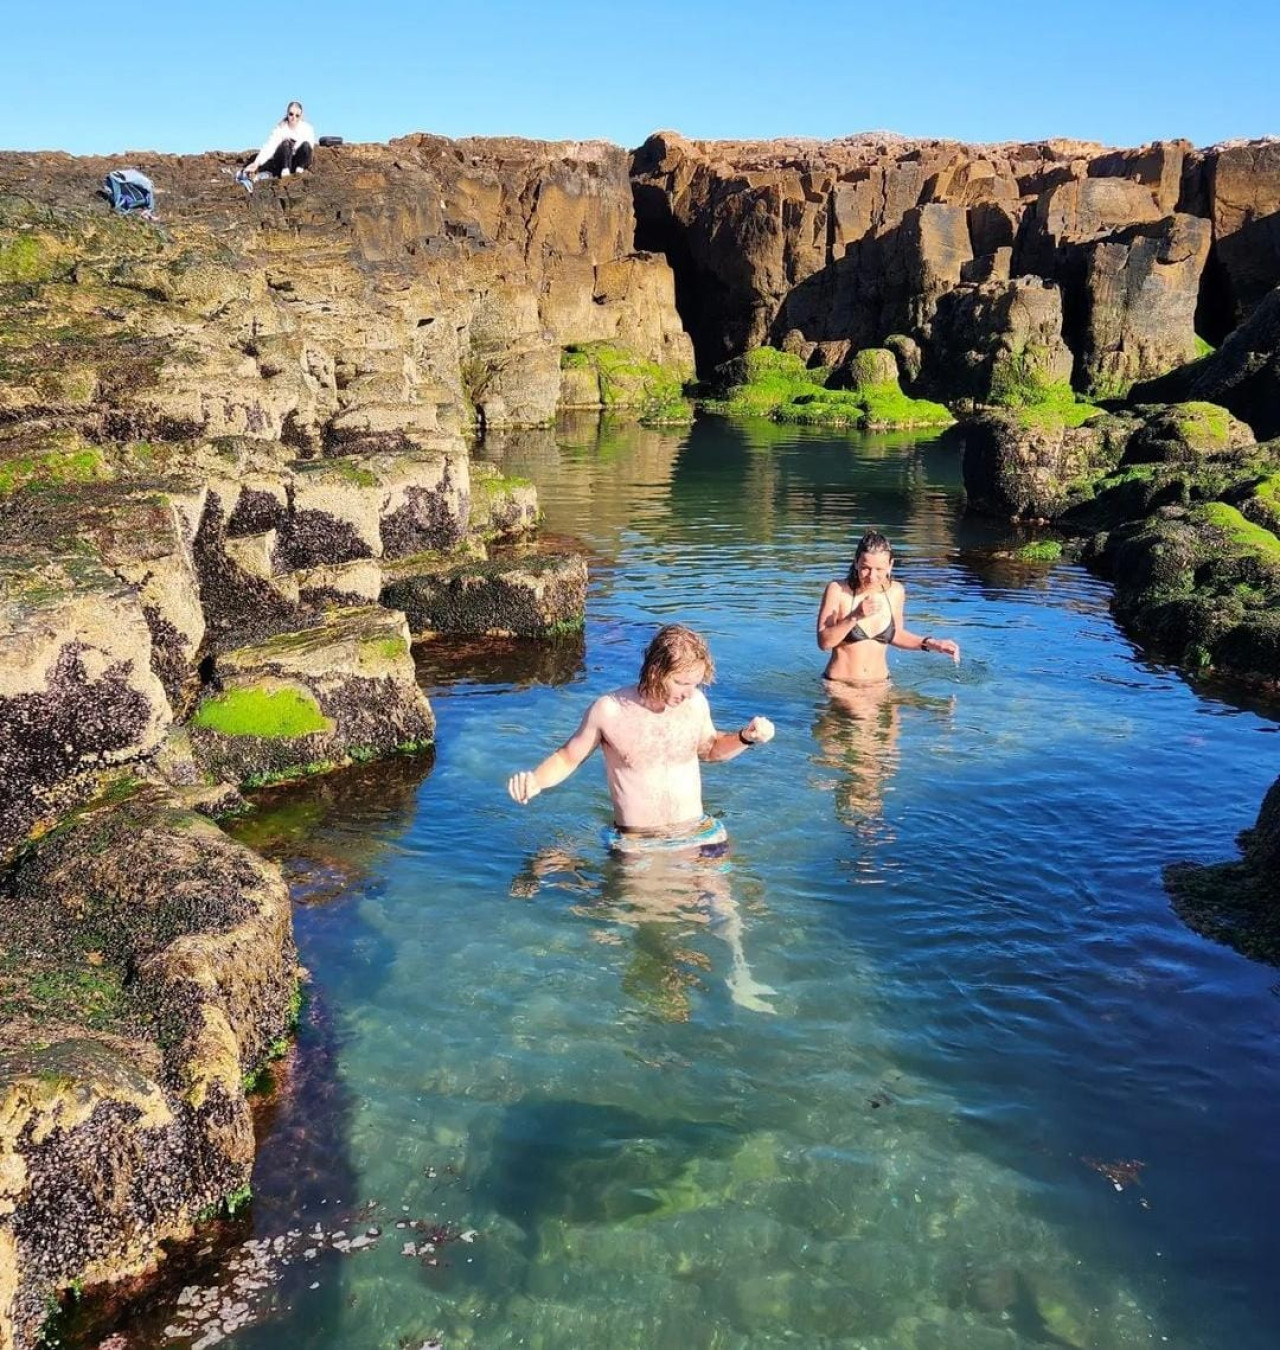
[[97, 416, 1280, 1348]]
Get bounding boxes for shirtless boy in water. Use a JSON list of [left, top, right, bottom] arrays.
[[507, 624, 775, 833]]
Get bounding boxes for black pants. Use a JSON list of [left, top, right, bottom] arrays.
[[259, 138, 313, 177]]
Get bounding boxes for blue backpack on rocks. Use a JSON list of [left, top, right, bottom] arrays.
[[103, 168, 156, 214]]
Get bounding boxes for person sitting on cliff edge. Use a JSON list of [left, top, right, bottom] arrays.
[[507, 623, 775, 851], [236, 101, 316, 187]]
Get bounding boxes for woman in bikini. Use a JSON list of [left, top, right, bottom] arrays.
[[816, 529, 960, 684]]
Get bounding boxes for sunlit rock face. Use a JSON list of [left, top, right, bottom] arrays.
[[0, 788, 297, 1350], [631, 131, 1280, 400]]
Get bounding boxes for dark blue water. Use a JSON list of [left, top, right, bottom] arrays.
[[143, 415, 1278, 1350]]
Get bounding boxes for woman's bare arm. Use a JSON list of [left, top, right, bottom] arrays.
[[888, 584, 960, 660]]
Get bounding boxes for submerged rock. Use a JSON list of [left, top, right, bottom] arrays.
[[1166, 774, 1280, 962]]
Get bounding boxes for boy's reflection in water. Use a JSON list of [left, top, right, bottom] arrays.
[[510, 839, 777, 1021], [812, 682, 954, 842]]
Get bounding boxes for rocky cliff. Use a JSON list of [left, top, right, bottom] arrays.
[[1, 135, 682, 1347], [632, 132, 1280, 403], [0, 135, 687, 859]]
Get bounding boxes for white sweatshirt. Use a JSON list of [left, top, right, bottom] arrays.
[[248, 116, 317, 170]]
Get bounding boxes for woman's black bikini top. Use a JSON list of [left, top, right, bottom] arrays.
[[842, 593, 896, 645]]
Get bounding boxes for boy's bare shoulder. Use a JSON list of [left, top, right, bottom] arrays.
[[589, 686, 637, 723]]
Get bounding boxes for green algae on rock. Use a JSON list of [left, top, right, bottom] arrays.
[[559, 341, 693, 424], [466, 461, 539, 542], [190, 686, 331, 739], [704, 346, 951, 430], [1166, 774, 1280, 963], [187, 607, 434, 789]]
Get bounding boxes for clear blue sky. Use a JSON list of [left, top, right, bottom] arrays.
[[4, 0, 1277, 156]]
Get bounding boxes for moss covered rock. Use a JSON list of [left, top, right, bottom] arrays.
[[558, 341, 691, 424], [961, 410, 1129, 520], [1166, 774, 1280, 963], [708, 346, 951, 430], [1121, 401, 1255, 465], [0, 785, 297, 1349], [467, 462, 539, 542], [1103, 502, 1280, 680], [187, 606, 434, 788]]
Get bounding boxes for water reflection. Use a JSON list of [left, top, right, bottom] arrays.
[[510, 840, 777, 1020], [413, 632, 586, 694], [811, 682, 954, 841]]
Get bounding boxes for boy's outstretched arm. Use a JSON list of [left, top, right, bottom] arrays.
[[508, 703, 603, 804]]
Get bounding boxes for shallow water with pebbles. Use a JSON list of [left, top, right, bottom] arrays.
[[75, 416, 1279, 1349]]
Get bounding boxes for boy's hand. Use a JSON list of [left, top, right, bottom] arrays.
[[742, 716, 775, 745], [508, 771, 541, 804]]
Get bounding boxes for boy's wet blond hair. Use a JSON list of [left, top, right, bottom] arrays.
[[638, 624, 715, 700]]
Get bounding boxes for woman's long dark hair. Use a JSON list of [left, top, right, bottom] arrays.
[[846, 530, 894, 586]]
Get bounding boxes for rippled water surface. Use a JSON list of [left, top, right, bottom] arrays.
[[112, 417, 1280, 1348]]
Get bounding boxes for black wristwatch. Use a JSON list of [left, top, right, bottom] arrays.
[[738, 727, 755, 746]]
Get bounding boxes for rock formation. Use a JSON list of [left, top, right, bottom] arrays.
[[0, 788, 298, 1350], [961, 400, 1278, 683], [2, 132, 694, 860], [4, 122, 1280, 1346], [632, 132, 1280, 402]]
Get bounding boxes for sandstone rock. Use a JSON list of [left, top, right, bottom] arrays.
[[1035, 175, 1166, 246], [1199, 141, 1280, 328], [1088, 140, 1190, 215], [1075, 213, 1211, 396], [0, 786, 296, 1349], [0, 548, 172, 859], [927, 277, 1073, 403], [902, 203, 973, 331], [0, 474, 208, 710], [294, 559, 385, 609], [1, 134, 691, 453], [1136, 285, 1280, 441], [383, 552, 587, 638], [193, 483, 319, 653], [187, 606, 434, 787]]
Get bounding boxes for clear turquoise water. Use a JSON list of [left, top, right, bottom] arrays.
[[123, 417, 1280, 1348]]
